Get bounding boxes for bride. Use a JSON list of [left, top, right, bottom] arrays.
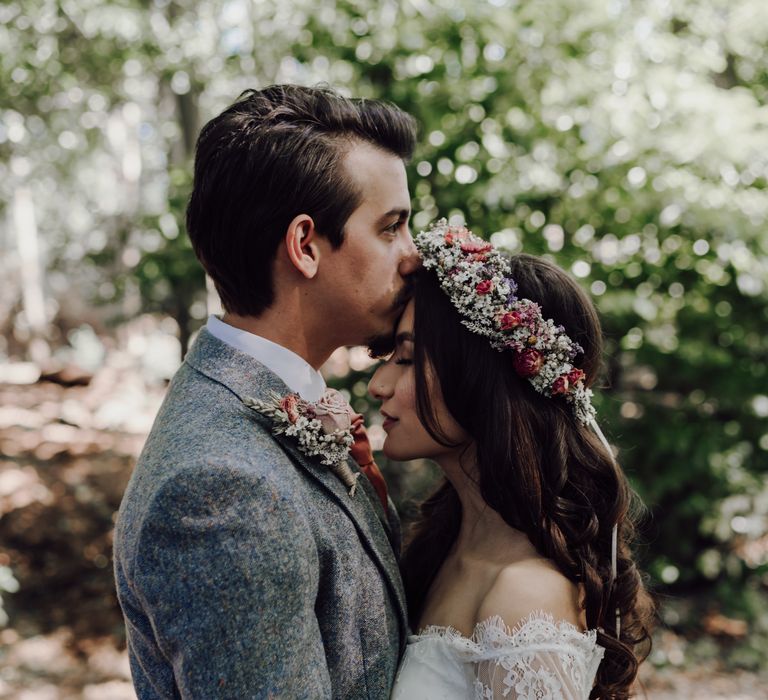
[[368, 221, 655, 699]]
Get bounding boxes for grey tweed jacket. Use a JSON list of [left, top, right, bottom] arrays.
[[114, 329, 407, 699]]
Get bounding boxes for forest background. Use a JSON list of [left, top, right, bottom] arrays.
[[1, 0, 767, 697]]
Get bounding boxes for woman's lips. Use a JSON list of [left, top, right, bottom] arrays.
[[381, 411, 398, 432]]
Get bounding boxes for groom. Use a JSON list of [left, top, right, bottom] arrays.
[[113, 85, 419, 698]]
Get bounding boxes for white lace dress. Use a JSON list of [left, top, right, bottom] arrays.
[[391, 612, 604, 699]]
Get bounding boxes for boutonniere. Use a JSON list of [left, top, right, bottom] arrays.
[[243, 388, 360, 496]]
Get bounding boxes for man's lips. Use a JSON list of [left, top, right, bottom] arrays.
[[381, 410, 398, 431]]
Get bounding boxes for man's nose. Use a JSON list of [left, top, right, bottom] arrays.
[[398, 234, 421, 276]]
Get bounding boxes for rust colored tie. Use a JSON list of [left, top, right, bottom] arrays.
[[349, 413, 389, 512]]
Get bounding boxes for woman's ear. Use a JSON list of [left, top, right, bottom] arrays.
[[284, 214, 320, 279]]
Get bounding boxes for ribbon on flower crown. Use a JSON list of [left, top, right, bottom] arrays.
[[589, 418, 621, 638]]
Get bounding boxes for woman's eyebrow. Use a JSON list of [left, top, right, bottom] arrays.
[[395, 331, 415, 345]]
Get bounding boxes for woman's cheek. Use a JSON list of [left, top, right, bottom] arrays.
[[398, 372, 417, 408]]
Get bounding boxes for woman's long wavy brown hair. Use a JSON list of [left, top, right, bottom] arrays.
[[401, 255, 655, 699]]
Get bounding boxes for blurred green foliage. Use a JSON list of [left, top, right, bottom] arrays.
[[2, 0, 768, 639]]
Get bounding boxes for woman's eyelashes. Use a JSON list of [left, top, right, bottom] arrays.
[[394, 357, 413, 366]]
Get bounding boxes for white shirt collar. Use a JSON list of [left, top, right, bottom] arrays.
[[206, 315, 327, 402]]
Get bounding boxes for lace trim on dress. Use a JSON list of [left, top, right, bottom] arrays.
[[412, 611, 605, 698], [416, 610, 599, 658]]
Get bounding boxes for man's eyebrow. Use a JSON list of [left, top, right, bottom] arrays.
[[376, 208, 411, 226], [395, 331, 415, 345]]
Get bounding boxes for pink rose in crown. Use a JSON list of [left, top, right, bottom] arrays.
[[460, 239, 493, 254], [551, 376, 570, 395], [476, 280, 493, 295], [279, 394, 303, 424], [513, 348, 543, 377], [313, 388, 354, 434], [499, 311, 523, 330], [567, 368, 586, 386]]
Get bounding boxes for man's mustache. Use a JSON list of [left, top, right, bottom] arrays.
[[390, 275, 415, 313]]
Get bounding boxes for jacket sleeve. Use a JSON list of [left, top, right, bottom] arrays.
[[130, 461, 331, 699]]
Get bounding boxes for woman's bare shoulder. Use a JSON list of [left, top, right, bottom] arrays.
[[475, 558, 584, 631]]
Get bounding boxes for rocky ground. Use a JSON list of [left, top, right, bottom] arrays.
[[0, 366, 765, 699]]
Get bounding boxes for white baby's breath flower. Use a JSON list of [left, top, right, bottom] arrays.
[[415, 219, 596, 425]]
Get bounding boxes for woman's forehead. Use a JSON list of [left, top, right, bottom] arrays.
[[395, 301, 415, 338]]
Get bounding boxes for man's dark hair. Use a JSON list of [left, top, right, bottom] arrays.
[[186, 84, 418, 316]]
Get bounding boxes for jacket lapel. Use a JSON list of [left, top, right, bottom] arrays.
[[269, 432, 408, 644], [184, 329, 409, 647]]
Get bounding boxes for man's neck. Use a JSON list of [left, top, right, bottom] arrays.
[[221, 310, 333, 370]]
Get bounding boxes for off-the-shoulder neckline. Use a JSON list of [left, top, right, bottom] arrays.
[[412, 610, 600, 649]]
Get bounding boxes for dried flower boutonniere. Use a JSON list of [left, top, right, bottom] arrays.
[[243, 388, 360, 495]]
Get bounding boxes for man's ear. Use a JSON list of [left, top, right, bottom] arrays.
[[285, 214, 320, 279]]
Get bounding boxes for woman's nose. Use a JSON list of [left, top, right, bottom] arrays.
[[368, 364, 393, 401]]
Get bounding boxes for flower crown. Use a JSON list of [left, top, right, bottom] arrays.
[[415, 219, 596, 424]]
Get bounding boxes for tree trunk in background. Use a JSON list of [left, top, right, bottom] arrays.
[[162, 0, 205, 357], [13, 185, 50, 364], [175, 91, 199, 160], [175, 88, 223, 321]]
